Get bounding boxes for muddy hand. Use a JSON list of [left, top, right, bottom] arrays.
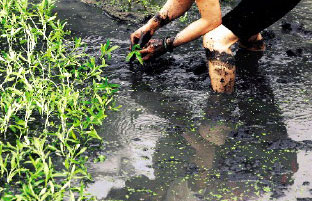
[[139, 38, 174, 61], [130, 27, 154, 50]]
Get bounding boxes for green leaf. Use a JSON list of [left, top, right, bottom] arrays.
[[132, 44, 141, 51], [76, 147, 87, 157], [47, 16, 57, 22], [108, 45, 119, 53], [105, 40, 110, 49], [126, 51, 135, 62], [136, 52, 144, 65], [86, 129, 101, 140]]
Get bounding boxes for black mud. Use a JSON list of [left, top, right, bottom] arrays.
[[80, 0, 154, 23]]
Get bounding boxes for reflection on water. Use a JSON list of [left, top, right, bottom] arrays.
[[54, 0, 312, 200], [86, 97, 168, 198], [282, 151, 312, 199]]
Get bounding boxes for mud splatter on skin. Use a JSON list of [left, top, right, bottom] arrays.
[[138, 31, 152, 47], [153, 13, 171, 27], [205, 48, 236, 93], [134, 14, 173, 48], [205, 49, 235, 65], [165, 37, 175, 51], [209, 60, 235, 70], [206, 60, 236, 94]]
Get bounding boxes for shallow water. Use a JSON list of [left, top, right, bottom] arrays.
[[55, 0, 312, 200]]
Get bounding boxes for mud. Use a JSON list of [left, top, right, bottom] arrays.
[[152, 13, 171, 27], [80, 0, 153, 23], [54, 0, 312, 200]]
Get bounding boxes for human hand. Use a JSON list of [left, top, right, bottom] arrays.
[[130, 25, 155, 50], [139, 39, 166, 61], [140, 37, 174, 61]]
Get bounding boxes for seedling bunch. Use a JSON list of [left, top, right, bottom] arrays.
[[0, 0, 118, 200]]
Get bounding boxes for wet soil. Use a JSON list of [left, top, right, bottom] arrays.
[[54, 0, 312, 200], [81, 0, 150, 23]]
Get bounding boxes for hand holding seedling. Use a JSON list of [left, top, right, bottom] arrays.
[[128, 27, 155, 64], [139, 38, 169, 61], [139, 37, 175, 61], [129, 0, 223, 62], [126, 37, 174, 63]]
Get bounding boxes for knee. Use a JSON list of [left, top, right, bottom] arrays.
[[203, 29, 218, 51], [203, 24, 238, 54]]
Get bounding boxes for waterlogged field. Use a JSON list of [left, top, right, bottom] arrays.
[[1, 0, 311, 200], [54, 0, 312, 200], [0, 0, 119, 200]]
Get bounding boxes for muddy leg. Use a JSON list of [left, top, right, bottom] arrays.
[[203, 25, 238, 94], [207, 60, 236, 94]]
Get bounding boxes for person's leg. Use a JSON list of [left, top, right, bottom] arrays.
[[222, 0, 301, 42], [203, 25, 238, 54], [203, 25, 237, 93], [205, 0, 302, 53], [204, 0, 301, 93]]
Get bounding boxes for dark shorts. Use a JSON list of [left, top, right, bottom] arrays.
[[222, 0, 301, 40]]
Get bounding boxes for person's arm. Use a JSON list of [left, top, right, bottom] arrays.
[[130, 0, 194, 48], [140, 0, 221, 60], [148, 0, 195, 31], [172, 0, 221, 47]]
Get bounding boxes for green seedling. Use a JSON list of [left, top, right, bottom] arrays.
[[126, 44, 144, 65], [101, 39, 120, 60]]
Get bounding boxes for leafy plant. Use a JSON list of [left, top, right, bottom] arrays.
[[0, 0, 119, 200], [101, 40, 120, 60], [126, 44, 144, 65]]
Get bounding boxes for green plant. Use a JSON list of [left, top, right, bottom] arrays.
[[179, 12, 188, 23], [101, 40, 120, 61], [126, 44, 144, 65], [0, 0, 119, 200]]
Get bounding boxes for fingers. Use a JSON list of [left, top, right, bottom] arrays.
[[143, 40, 152, 48], [139, 48, 151, 61], [139, 39, 164, 61], [139, 48, 150, 55], [138, 31, 152, 48], [130, 34, 139, 50], [130, 31, 152, 50], [142, 55, 151, 61]]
